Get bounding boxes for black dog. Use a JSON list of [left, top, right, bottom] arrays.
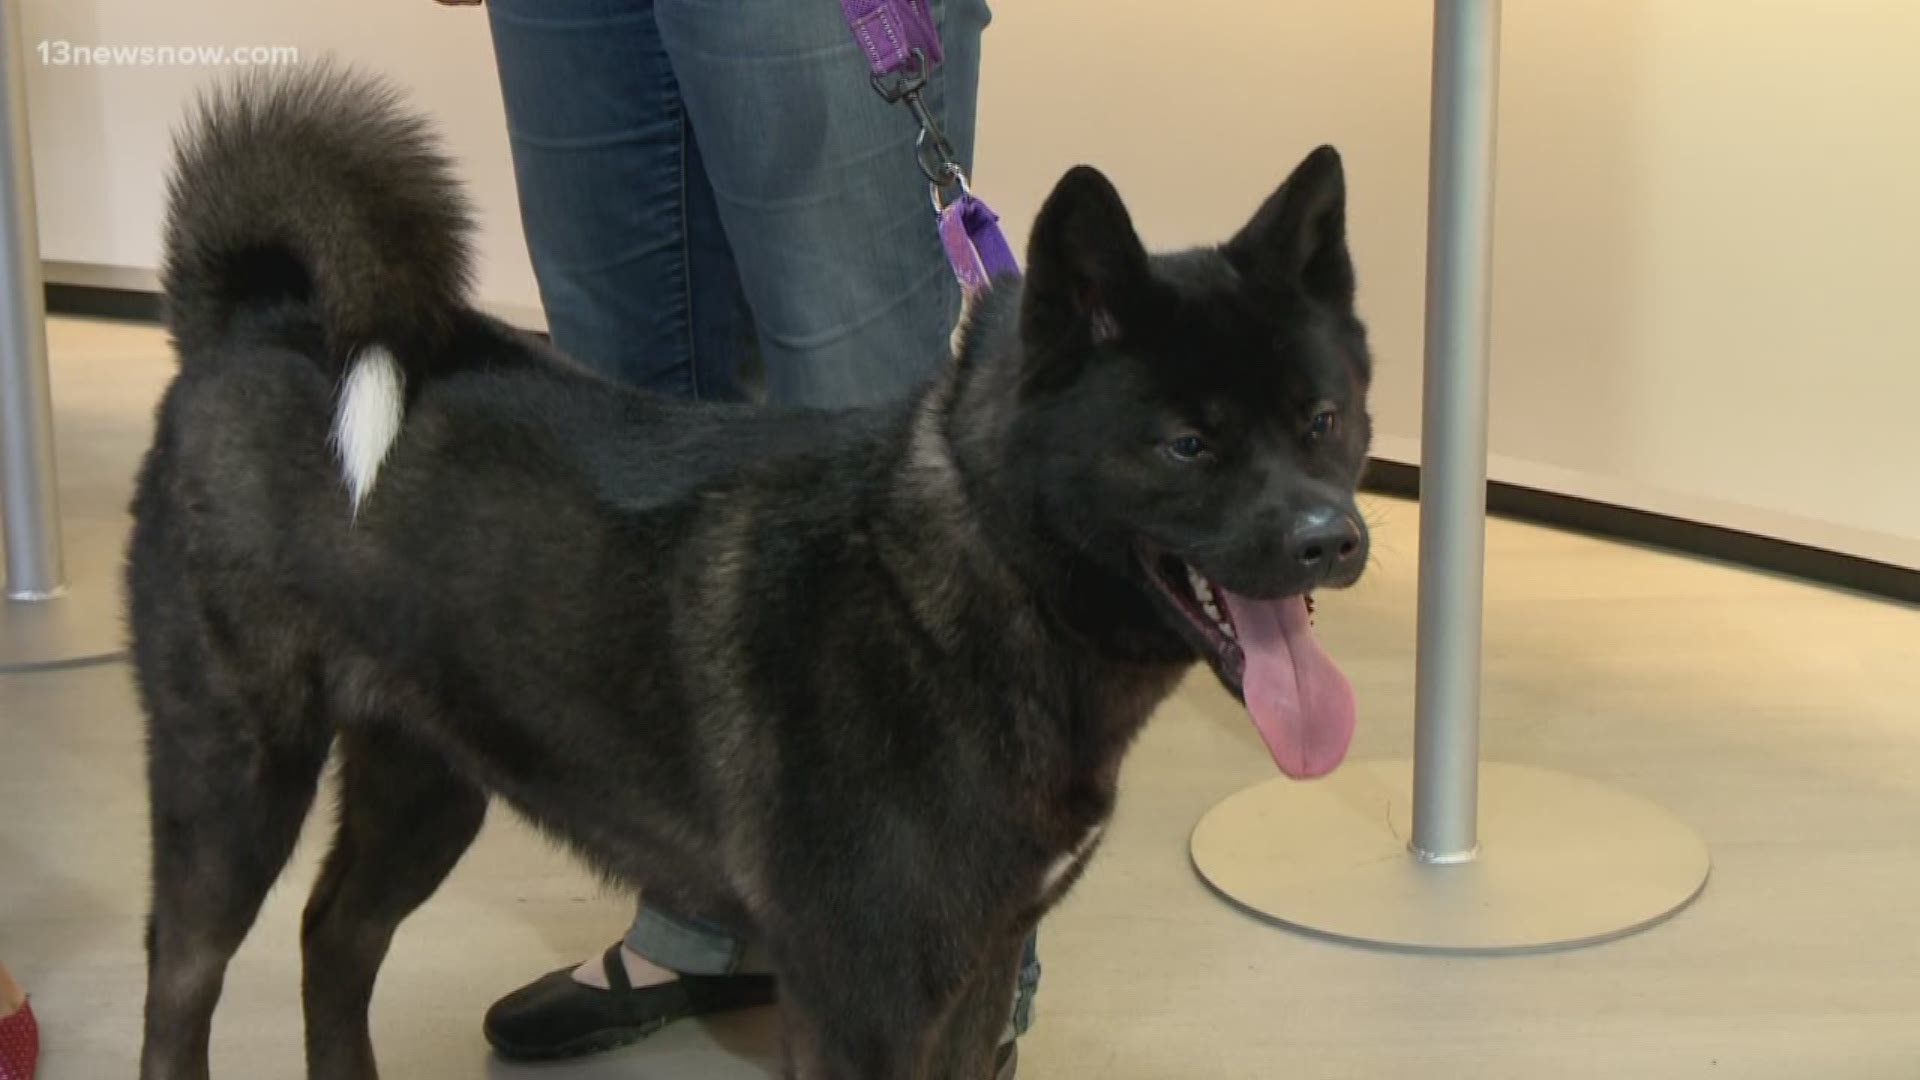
[[131, 66, 1372, 1080]]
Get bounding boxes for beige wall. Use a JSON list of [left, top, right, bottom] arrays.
[[24, 0, 541, 319], [975, 1, 1920, 570], [22, 1, 1920, 569]]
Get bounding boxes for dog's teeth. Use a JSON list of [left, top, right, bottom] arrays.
[[1186, 566, 1214, 602], [1202, 599, 1222, 621], [1220, 621, 1237, 640]]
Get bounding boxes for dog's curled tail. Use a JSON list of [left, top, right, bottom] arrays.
[[161, 62, 473, 510]]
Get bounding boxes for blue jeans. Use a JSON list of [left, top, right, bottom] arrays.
[[487, 0, 983, 405], [485, 0, 1038, 1044]]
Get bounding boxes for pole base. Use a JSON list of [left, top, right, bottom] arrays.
[[1190, 760, 1709, 954], [1, 519, 126, 672]]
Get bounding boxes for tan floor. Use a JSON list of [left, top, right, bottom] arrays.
[[4, 316, 1919, 1079]]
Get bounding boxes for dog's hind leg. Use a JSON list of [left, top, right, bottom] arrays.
[[139, 689, 331, 1080], [300, 724, 485, 1080]]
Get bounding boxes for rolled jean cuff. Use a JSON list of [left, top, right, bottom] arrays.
[[623, 902, 746, 976], [1002, 932, 1042, 1044]]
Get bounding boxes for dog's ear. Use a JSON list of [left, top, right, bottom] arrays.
[[1021, 166, 1151, 359], [1225, 145, 1354, 306]]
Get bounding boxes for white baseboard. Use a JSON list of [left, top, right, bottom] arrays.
[[1372, 432, 1916, 572]]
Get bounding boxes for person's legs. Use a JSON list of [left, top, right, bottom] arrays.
[[484, 895, 774, 1061], [559, 899, 731, 991], [484, 0, 1031, 1066], [482, 0, 772, 1060], [621, 902, 761, 975], [568, 898, 771, 991], [656, 0, 991, 405], [0, 963, 21, 1015], [654, 1, 1036, 1065], [487, 0, 761, 980], [0, 959, 36, 1080], [487, 0, 756, 397], [1006, 933, 1041, 1045]]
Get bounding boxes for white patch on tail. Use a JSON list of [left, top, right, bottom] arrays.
[[330, 347, 406, 514]]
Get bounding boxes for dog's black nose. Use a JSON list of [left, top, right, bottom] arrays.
[[1288, 509, 1363, 575]]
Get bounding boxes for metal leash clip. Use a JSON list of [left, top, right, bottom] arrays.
[[927, 167, 971, 214], [870, 48, 967, 202]]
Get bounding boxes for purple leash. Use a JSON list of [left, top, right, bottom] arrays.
[[839, 0, 1019, 294], [839, 0, 944, 78], [937, 186, 1017, 295]]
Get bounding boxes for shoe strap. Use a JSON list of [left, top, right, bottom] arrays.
[[601, 944, 633, 995]]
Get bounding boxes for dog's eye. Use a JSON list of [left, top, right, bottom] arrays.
[[1306, 406, 1340, 442], [1163, 434, 1213, 463]]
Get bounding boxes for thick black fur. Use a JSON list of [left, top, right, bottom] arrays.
[[131, 65, 1373, 1080]]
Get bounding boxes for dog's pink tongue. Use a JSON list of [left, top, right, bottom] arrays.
[[1218, 592, 1355, 779]]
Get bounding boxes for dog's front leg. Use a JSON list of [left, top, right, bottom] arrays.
[[925, 932, 1025, 1080], [772, 930, 956, 1080]]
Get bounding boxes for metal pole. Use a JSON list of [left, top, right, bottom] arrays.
[[1192, 0, 1706, 953], [0, 0, 65, 601], [1409, 0, 1501, 863]]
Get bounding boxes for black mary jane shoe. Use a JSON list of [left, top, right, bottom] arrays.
[[483, 944, 777, 1062]]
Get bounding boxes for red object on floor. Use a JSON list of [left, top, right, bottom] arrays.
[[0, 1000, 37, 1080]]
